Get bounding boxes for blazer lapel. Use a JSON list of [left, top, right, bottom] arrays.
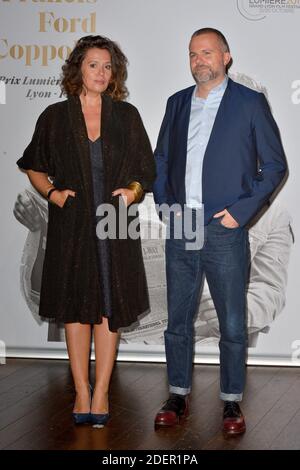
[[174, 87, 194, 167], [203, 78, 233, 161], [201, 78, 235, 201], [172, 87, 194, 204]]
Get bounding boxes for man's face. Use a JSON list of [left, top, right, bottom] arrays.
[[189, 33, 231, 85]]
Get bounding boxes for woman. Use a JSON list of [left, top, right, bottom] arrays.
[[17, 35, 156, 426]]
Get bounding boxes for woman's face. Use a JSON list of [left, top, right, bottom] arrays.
[[81, 47, 112, 95]]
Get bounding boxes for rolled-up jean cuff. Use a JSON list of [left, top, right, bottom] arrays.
[[169, 385, 190, 395], [220, 392, 243, 402]]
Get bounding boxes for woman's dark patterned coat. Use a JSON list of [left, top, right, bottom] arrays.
[[17, 94, 156, 331]]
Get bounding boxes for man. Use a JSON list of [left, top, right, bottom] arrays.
[[153, 28, 287, 435]]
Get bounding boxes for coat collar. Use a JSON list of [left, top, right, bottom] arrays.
[[67, 94, 94, 210], [67, 93, 122, 203], [67, 92, 114, 153]]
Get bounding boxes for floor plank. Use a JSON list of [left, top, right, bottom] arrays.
[[0, 359, 299, 450]]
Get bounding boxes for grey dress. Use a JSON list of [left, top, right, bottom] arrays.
[[89, 137, 112, 318]]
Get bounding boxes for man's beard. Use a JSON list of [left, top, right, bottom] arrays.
[[192, 65, 218, 84]]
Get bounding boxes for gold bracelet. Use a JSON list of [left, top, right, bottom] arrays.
[[127, 181, 144, 203]]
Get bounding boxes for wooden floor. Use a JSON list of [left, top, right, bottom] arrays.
[[0, 358, 300, 450]]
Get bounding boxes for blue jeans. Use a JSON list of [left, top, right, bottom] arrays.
[[165, 216, 250, 401]]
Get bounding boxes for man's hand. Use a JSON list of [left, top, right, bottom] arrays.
[[213, 209, 239, 229]]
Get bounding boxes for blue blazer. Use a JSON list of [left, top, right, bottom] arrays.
[[153, 78, 287, 226]]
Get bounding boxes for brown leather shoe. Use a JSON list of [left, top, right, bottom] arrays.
[[154, 394, 189, 428], [223, 401, 246, 436]]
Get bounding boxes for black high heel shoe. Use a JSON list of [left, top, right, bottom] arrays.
[[72, 411, 91, 425], [90, 412, 110, 428], [72, 385, 93, 425]]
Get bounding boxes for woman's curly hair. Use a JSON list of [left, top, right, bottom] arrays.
[[61, 35, 128, 101]]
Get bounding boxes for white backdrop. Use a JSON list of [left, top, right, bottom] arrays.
[[1, 0, 299, 365]]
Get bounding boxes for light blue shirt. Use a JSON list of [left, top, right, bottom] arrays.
[[185, 76, 228, 209]]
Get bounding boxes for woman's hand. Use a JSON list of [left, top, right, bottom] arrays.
[[112, 188, 135, 207], [49, 189, 76, 208]]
